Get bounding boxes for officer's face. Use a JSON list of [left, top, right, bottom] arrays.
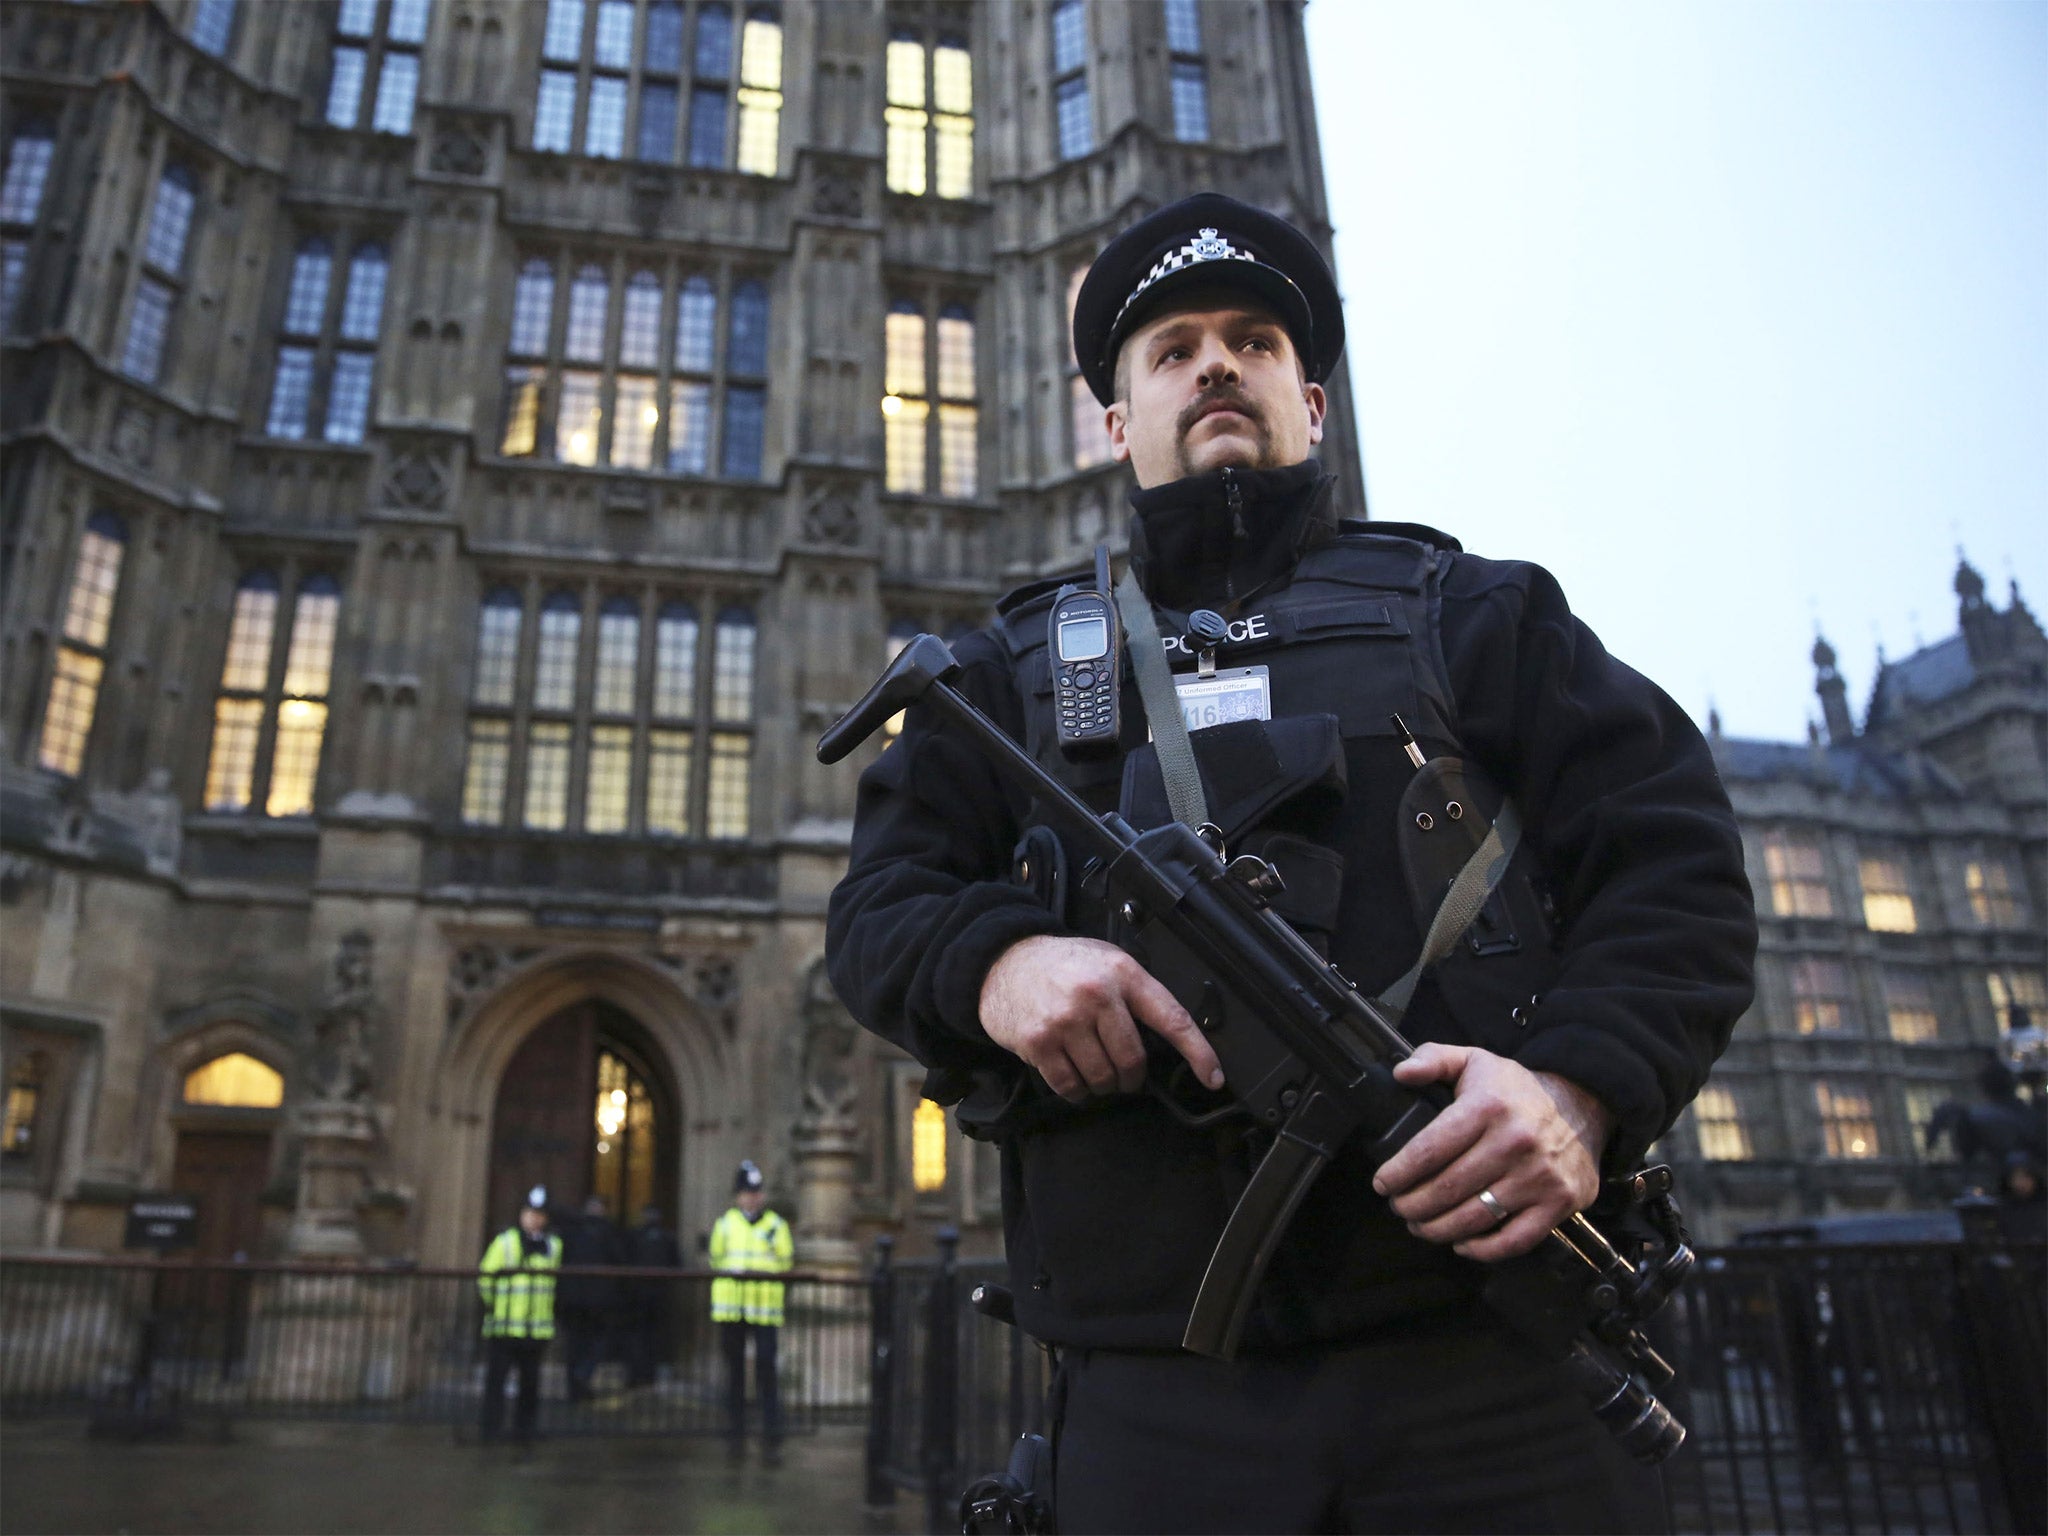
[[519, 1205, 548, 1236], [738, 1188, 766, 1216], [1107, 298, 1327, 487]]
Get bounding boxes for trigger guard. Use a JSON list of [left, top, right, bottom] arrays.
[[1149, 1060, 1247, 1130]]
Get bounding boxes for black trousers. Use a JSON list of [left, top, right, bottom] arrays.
[[720, 1321, 783, 1443], [1052, 1311, 1669, 1535], [561, 1309, 606, 1400], [479, 1336, 546, 1442]]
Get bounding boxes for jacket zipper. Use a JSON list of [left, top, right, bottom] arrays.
[[1222, 467, 1244, 603]]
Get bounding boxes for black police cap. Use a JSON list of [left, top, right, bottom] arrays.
[[1072, 192, 1344, 407]]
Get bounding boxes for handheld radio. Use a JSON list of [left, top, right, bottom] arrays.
[[1050, 544, 1121, 758]]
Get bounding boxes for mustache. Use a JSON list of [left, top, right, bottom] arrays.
[[1178, 386, 1264, 439]]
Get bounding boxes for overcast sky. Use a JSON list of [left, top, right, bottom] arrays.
[[1303, 2, 2047, 742]]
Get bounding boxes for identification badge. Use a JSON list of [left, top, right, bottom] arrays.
[[1174, 665, 1271, 733]]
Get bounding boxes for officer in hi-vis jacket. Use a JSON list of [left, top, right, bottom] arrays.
[[709, 1159, 792, 1463]]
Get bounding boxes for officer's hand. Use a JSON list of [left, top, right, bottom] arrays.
[[979, 935, 1224, 1103], [1372, 1044, 1612, 1262]]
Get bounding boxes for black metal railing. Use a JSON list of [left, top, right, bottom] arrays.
[[0, 1256, 869, 1439], [6, 1236, 2041, 1534], [860, 1235, 2045, 1536]]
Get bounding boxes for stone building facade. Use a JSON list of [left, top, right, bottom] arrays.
[[0, 0, 1355, 1268], [1664, 565, 2047, 1242]]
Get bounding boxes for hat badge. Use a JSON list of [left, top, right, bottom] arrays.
[[1191, 227, 1230, 260]]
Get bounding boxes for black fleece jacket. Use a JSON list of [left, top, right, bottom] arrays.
[[826, 462, 1757, 1349]]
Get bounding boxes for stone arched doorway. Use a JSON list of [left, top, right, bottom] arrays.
[[484, 1000, 679, 1236]]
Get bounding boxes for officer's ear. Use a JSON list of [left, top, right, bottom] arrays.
[[1105, 398, 1133, 464], [1302, 381, 1327, 447]]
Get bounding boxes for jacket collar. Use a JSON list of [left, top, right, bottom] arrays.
[[1127, 459, 1336, 611]]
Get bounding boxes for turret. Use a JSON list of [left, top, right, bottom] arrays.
[[1812, 635, 1856, 745]]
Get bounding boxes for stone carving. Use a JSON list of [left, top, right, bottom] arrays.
[[812, 171, 863, 220], [430, 122, 488, 177], [111, 406, 155, 469], [309, 930, 378, 1103], [799, 962, 859, 1122], [382, 449, 448, 510], [444, 942, 544, 1028], [802, 495, 860, 547]]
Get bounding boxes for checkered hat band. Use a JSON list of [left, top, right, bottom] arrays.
[[1111, 230, 1262, 333]]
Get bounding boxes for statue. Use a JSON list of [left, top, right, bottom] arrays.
[[310, 930, 378, 1103], [799, 962, 860, 1123]]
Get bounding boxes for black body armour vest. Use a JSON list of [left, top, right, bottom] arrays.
[[962, 464, 1565, 1350]]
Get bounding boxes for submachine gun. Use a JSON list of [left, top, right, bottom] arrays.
[[819, 634, 1697, 1472]]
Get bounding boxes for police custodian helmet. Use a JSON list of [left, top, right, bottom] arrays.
[[734, 1159, 765, 1193], [1071, 191, 1346, 407]]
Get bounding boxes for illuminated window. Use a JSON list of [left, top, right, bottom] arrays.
[[1814, 1081, 1879, 1160], [37, 512, 126, 777], [1762, 830, 1832, 918], [594, 598, 639, 715], [267, 577, 338, 816], [1690, 1084, 1752, 1161], [533, 592, 582, 711], [542, 0, 583, 61], [183, 1052, 285, 1109], [883, 301, 927, 493], [501, 367, 542, 456], [1789, 957, 1854, 1035], [885, 36, 929, 196], [524, 721, 573, 830], [646, 728, 693, 835], [711, 608, 755, 722], [3, 1052, 49, 1163], [612, 376, 658, 469], [912, 1097, 948, 1193], [585, 724, 632, 833], [883, 300, 975, 496], [734, 10, 783, 175], [1965, 853, 2028, 928], [555, 369, 604, 464], [1903, 1085, 1957, 1164], [205, 571, 339, 816], [592, 1048, 657, 1220], [1858, 854, 1917, 932], [706, 732, 750, 837], [1882, 968, 1940, 1044], [885, 33, 972, 199], [461, 718, 511, 825], [1987, 970, 2047, 1034]]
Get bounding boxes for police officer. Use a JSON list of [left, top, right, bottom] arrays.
[[827, 192, 1758, 1533], [709, 1160, 793, 1463], [477, 1184, 562, 1448]]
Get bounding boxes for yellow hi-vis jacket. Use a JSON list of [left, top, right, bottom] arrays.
[[478, 1227, 563, 1339], [709, 1206, 793, 1325]]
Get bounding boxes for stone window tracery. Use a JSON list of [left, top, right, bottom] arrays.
[[498, 258, 770, 480], [326, 0, 427, 134], [203, 570, 341, 817], [886, 31, 973, 199], [265, 239, 388, 444], [882, 298, 977, 497]]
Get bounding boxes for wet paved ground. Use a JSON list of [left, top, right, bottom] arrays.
[[1, 1419, 932, 1535]]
